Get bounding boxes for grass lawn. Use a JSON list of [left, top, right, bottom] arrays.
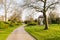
[[25, 24, 60, 40], [0, 22, 22, 40]]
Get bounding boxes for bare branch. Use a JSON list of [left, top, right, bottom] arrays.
[[46, 1, 59, 11], [29, 4, 43, 12], [38, 0, 44, 2], [6, 1, 11, 11], [40, 0, 44, 2], [36, 9, 43, 12]]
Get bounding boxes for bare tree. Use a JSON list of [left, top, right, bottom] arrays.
[[1, 0, 16, 22], [24, 8, 36, 22], [23, 0, 60, 30], [4, 0, 7, 22], [9, 7, 22, 22], [49, 11, 59, 21], [2, 0, 13, 22]]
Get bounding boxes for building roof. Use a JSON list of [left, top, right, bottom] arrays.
[[38, 15, 44, 18]]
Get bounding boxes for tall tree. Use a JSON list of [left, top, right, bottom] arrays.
[[4, 0, 7, 22], [3, 0, 12, 22], [1, 0, 15, 22], [0, 0, 22, 22], [23, 0, 60, 30], [43, 0, 49, 30]]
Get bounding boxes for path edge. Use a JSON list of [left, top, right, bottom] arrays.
[[24, 26, 37, 40]]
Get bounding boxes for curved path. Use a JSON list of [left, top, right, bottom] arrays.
[[7, 25, 35, 40]]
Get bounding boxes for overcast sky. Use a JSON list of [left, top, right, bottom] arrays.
[[0, 0, 60, 21]]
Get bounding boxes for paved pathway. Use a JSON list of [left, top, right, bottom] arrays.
[[7, 25, 35, 40]]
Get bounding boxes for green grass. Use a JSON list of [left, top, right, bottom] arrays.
[[25, 24, 60, 40], [0, 22, 22, 40]]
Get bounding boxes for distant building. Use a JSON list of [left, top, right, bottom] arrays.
[[38, 15, 44, 25], [0, 16, 5, 21]]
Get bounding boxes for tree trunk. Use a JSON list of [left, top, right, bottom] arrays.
[[5, 10, 7, 22], [43, 13, 49, 30], [4, 0, 7, 22], [43, 0, 49, 30]]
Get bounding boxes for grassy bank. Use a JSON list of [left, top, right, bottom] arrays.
[[25, 24, 60, 40], [0, 21, 22, 40]]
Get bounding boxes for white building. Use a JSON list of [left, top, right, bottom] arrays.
[[38, 15, 44, 25]]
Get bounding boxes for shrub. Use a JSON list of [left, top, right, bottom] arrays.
[[27, 21, 37, 26], [9, 21, 21, 27], [24, 20, 31, 24], [0, 21, 21, 29], [56, 18, 60, 24], [0, 22, 9, 29]]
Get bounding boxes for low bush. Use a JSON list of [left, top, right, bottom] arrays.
[[24, 21, 31, 24], [0, 21, 22, 29], [0, 22, 9, 29], [27, 21, 37, 26]]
